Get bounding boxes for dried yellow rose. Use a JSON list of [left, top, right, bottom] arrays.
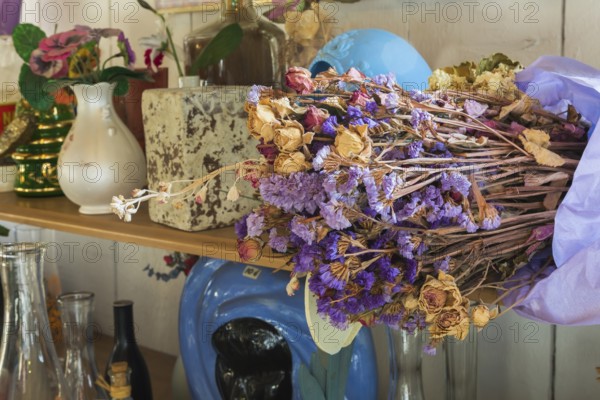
[[274, 121, 305, 152], [274, 152, 311, 175]]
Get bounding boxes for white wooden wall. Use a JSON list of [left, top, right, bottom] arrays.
[[10, 0, 600, 398]]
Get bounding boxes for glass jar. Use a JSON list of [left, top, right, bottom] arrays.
[[183, 0, 287, 87], [387, 328, 425, 400]]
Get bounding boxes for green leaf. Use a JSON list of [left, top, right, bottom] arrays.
[[0, 225, 9, 237], [137, 0, 157, 12], [19, 64, 54, 112], [12, 23, 46, 62], [191, 23, 243, 73], [100, 66, 152, 83], [113, 77, 130, 96]]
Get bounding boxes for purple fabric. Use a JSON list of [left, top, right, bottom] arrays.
[[0, 0, 21, 35], [507, 56, 600, 324]]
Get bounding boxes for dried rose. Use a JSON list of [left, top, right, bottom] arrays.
[[418, 271, 463, 322], [402, 293, 419, 311], [350, 91, 372, 108], [471, 305, 498, 329], [237, 238, 263, 262], [430, 305, 470, 340], [334, 124, 372, 159], [344, 67, 366, 80], [303, 106, 329, 132], [274, 121, 304, 152], [274, 152, 311, 175], [247, 104, 278, 142], [270, 97, 295, 118], [285, 67, 314, 95]]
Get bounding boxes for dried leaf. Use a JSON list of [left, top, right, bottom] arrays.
[[499, 96, 537, 120], [520, 129, 565, 167]]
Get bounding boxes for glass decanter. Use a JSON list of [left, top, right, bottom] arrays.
[[183, 0, 287, 87], [58, 292, 109, 400], [387, 328, 425, 400], [0, 242, 70, 400]]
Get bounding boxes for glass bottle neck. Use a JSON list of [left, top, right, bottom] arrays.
[[58, 292, 95, 350], [221, 0, 256, 21], [114, 301, 137, 343]]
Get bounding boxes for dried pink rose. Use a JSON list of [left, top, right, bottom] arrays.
[[349, 90, 371, 107], [303, 106, 329, 132], [237, 238, 263, 262], [285, 67, 314, 94]]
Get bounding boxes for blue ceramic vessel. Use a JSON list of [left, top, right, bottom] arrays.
[[309, 29, 431, 90], [179, 258, 378, 400]]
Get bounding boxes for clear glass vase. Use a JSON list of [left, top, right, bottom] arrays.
[[387, 328, 425, 400], [58, 292, 109, 400], [0, 242, 70, 400], [445, 328, 478, 400]]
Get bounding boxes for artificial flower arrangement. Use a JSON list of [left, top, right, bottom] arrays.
[[12, 23, 148, 111], [112, 54, 588, 351]]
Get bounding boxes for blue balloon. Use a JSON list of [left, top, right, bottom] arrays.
[[179, 258, 379, 400], [309, 29, 431, 90]]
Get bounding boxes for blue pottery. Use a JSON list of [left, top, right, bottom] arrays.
[[179, 258, 378, 400], [309, 29, 431, 90]]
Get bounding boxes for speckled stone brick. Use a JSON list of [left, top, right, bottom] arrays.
[[142, 86, 259, 231]]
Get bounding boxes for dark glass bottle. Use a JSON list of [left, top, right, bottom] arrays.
[[105, 300, 153, 400], [183, 0, 287, 87]]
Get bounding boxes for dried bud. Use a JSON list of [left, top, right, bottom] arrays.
[[273, 121, 305, 152], [237, 238, 263, 263], [274, 152, 311, 175], [285, 67, 314, 95], [471, 305, 498, 329]]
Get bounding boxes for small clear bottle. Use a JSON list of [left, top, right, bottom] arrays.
[[183, 0, 287, 87], [58, 292, 109, 400]]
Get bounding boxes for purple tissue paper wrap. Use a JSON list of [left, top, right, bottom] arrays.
[[504, 56, 600, 325]]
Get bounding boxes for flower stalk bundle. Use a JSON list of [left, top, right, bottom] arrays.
[[113, 55, 588, 350]]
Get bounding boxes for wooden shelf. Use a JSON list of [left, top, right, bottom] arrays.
[[0, 192, 287, 269]]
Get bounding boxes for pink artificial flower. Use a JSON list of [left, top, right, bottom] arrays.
[[285, 66, 315, 95], [144, 48, 164, 73], [29, 48, 68, 78], [303, 105, 329, 132], [38, 27, 91, 61]]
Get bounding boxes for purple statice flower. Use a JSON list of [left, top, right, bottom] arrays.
[[318, 263, 347, 290], [404, 259, 418, 283], [375, 256, 399, 283], [268, 228, 289, 253], [362, 169, 383, 213], [322, 173, 340, 200], [432, 142, 446, 152], [320, 201, 352, 230], [355, 270, 376, 291], [246, 85, 266, 105], [259, 172, 326, 214], [308, 272, 327, 296], [347, 105, 363, 119], [481, 213, 501, 230], [320, 232, 340, 261], [383, 92, 400, 109], [372, 72, 397, 88], [433, 256, 450, 273], [379, 306, 404, 326], [402, 311, 426, 334], [411, 109, 434, 131], [365, 101, 378, 114], [338, 166, 363, 194], [234, 215, 248, 238], [246, 212, 264, 237], [344, 297, 363, 314], [290, 216, 317, 245], [409, 89, 432, 102], [322, 116, 339, 136], [312, 146, 331, 171], [396, 230, 415, 258], [382, 172, 403, 200], [317, 297, 348, 329], [362, 292, 388, 311], [423, 344, 437, 356], [382, 148, 405, 161], [350, 117, 379, 129], [395, 192, 424, 221], [457, 212, 478, 233], [440, 171, 471, 197], [406, 140, 424, 159], [463, 99, 488, 118], [292, 243, 321, 273], [442, 202, 463, 219]]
